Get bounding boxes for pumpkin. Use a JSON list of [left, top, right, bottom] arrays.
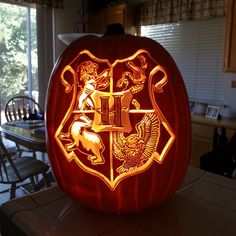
[[46, 26, 191, 214]]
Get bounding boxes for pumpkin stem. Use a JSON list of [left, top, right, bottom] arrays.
[[103, 23, 125, 36]]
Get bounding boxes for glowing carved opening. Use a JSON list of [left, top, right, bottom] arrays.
[[55, 49, 175, 190]]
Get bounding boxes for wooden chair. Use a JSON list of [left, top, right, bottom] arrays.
[[5, 95, 43, 122], [0, 137, 51, 199], [4, 96, 43, 158]]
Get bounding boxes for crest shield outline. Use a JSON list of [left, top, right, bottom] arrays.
[[55, 49, 175, 190]]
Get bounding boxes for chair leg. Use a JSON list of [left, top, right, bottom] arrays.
[[43, 172, 51, 188], [10, 183, 16, 199], [17, 150, 23, 158], [16, 143, 22, 158], [32, 151, 36, 159], [30, 176, 38, 191]]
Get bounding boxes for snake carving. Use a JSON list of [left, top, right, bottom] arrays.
[[116, 55, 147, 94]]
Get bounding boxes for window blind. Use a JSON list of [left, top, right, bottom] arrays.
[[141, 17, 225, 105]]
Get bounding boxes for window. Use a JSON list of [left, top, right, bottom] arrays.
[[0, 2, 37, 124], [141, 18, 225, 105]]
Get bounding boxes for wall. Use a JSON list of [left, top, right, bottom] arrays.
[[224, 76, 236, 117], [52, 0, 80, 60], [37, 5, 54, 108], [37, 0, 80, 108]]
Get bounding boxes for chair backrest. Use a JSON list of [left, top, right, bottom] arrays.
[[5, 96, 43, 122], [0, 138, 21, 183]]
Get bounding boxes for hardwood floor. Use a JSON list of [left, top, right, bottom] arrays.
[[0, 184, 27, 205], [0, 138, 52, 205]]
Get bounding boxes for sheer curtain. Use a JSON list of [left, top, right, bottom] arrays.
[[138, 0, 225, 25]]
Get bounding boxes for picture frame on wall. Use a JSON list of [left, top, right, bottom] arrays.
[[205, 105, 219, 119]]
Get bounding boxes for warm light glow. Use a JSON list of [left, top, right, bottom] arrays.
[[55, 49, 175, 190]]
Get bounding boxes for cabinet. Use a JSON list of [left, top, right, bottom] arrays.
[[191, 123, 213, 167], [88, 4, 137, 35], [224, 0, 236, 72], [190, 115, 236, 168]]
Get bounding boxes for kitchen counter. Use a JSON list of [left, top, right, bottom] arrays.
[[0, 166, 236, 236]]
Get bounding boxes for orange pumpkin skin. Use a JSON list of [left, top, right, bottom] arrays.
[[46, 34, 191, 214]]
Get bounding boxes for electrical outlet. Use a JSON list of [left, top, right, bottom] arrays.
[[231, 81, 236, 88]]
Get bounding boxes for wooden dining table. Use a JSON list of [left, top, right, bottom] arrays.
[[0, 120, 46, 153]]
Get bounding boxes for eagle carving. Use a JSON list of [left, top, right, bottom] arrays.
[[113, 113, 161, 174]]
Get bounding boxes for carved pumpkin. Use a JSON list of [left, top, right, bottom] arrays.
[[46, 28, 191, 213]]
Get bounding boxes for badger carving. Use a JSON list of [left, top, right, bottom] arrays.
[[59, 115, 105, 165]]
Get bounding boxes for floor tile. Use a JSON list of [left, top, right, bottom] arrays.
[[0, 184, 29, 205]]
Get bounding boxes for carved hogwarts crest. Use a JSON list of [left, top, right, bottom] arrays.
[[55, 49, 175, 190]]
